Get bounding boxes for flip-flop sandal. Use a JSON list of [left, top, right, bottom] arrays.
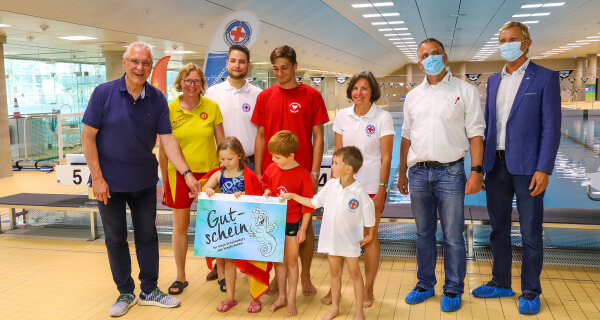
[[216, 300, 238, 313], [168, 280, 188, 295], [218, 279, 227, 293], [247, 300, 262, 313]]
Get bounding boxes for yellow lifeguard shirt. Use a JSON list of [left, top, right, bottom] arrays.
[[167, 95, 223, 173]]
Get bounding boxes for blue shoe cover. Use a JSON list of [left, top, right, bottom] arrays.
[[519, 296, 541, 315], [441, 294, 462, 312], [471, 284, 515, 298], [405, 287, 435, 304]]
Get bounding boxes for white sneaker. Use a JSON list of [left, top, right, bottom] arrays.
[[139, 287, 181, 308], [110, 293, 137, 317]]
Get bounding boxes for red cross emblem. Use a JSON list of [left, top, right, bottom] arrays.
[[230, 26, 246, 42], [348, 199, 359, 210], [200, 112, 208, 120], [366, 124, 375, 135]]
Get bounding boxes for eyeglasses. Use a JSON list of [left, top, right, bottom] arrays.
[[125, 57, 152, 68], [183, 79, 203, 86]]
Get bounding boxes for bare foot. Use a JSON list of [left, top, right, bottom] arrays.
[[320, 290, 332, 305], [363, 291, 374, 308], [354, 311, 365, 320], [321, 308, 339, 320], [301, 275, 317, 296], [285, 302, 297, 317], [267, 278, 278, 295], [269, 297, 287, 313]]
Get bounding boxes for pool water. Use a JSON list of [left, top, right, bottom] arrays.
[[387, 113, 600, 210]]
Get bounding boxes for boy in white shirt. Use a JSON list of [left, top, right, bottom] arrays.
[[281, 146, 375, 320]]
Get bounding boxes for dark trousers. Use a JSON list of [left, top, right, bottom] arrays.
[[98, 186, 159, 294], [485, 155, 545, 295]]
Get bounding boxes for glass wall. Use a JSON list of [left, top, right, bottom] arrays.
[[5, 58, 105, 115]]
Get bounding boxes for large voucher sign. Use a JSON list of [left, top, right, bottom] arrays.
[[194, 193, 286, 262]]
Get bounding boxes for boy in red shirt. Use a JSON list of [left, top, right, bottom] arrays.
[[262, 130, 314, 317]]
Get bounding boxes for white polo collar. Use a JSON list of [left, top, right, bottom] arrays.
[[350, 102, 377, 120], [223, 78, 251, 92]]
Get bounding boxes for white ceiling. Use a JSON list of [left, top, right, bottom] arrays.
[[0, 0, 598, 75]]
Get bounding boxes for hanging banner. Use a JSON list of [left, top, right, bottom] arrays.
[[194, 193, 286, 262], [569, 78, 575, 83], [310, 76, 325, 86], [335, 76, 349, 84], [582, 77, 588, 83], [558, 70, 573, 79], [150, 56, 171, 96], [410, 82, 416, 87], [245, 77, 257, 83], [378, 82, 384, 87], [466, 73, 482, 82], [389, 82, 394, 87], [204, 11, 261, 88], [475, 81, 482, 86], [398, 82, 404, 87], [296, 76, 303, 82]]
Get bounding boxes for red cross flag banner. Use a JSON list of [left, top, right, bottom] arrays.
[[204, 11, 261, 88], [150, 56, 171, 95]]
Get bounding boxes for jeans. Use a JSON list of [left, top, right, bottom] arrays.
[[485, 155, 544, 295], [98, 186, 159, 294], [408, 160, 466, 294]]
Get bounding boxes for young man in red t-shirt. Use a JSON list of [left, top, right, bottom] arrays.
[[261, 131, 314, 317], [251, 45, 329, 297]]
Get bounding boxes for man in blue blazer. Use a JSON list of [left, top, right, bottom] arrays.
[[471, 21, 561, 315]]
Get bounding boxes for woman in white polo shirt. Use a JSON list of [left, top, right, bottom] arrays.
[[328, 70, 395, 308]]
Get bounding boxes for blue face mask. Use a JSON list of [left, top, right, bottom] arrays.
[[421, 55, 445, 75], [500, 41, 525, 62]]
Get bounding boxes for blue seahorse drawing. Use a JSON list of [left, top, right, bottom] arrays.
[[247, 207, 277, 257]]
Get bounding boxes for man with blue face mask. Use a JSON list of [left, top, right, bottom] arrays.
[[396, 38, 485, 312], [471, 21, 561, 316]]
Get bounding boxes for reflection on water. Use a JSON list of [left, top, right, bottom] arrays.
[[385, 113, 600, 209]]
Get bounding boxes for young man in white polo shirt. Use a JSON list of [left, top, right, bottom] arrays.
[[204, 44, 261, 284], [396, 38, 485, 312], [206, 44, 261, 171]]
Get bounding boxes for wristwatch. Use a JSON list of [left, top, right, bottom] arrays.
[[471, 165, 483, 174], [379, 183, 389, 188], [181, 169, 192, 178]]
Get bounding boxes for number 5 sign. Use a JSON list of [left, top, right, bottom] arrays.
[[56, 165, 90, 186]]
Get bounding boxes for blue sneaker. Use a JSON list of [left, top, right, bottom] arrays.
[[405, 286, 435, 304], [518, 294, 541, 315], [441, 292, 462, 312], [472, 281, 515, 298]]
